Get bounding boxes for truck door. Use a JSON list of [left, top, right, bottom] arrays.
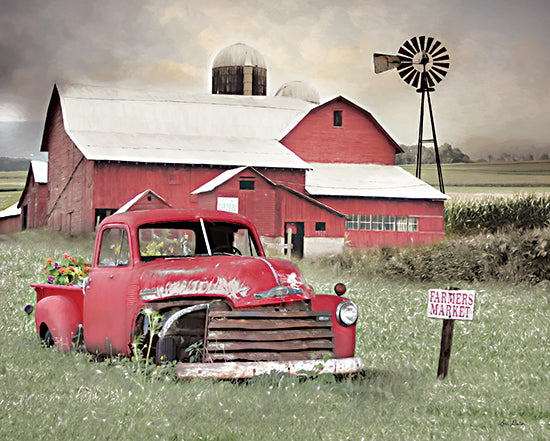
[[83, 226, 132, 355]]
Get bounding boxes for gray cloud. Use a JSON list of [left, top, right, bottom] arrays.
[[1, 0, 549, 159]]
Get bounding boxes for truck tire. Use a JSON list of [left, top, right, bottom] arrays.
[[43, 329, 55, 348], [156, 336, 177, 364]]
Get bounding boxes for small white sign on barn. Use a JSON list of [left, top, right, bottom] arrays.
[[427, 289, 476, 321], [217, 197, 239, 214]]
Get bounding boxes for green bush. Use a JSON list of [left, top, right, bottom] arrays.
[[312, 227, 550, 285]]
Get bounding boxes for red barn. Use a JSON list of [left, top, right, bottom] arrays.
[[15, 43, 448, 255]]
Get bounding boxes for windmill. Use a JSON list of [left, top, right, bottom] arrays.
[[374, 36, 450, 193]]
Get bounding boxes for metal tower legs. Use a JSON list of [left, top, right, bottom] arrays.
[[416, 88, 445, 194]]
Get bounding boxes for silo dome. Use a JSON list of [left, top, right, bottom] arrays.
[[213, 43, 267, 69], [212, 43, 267, 96], [275, 81, 320, 104]]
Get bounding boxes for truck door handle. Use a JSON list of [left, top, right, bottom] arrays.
[[82, 276, 91, 296]]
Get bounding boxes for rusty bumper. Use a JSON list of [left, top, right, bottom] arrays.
[[176, 356, 364, 380]]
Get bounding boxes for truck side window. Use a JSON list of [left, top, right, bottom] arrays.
[[99, 228, 129, 266]]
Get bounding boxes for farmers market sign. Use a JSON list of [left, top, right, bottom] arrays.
[[427, 289, 476, 321]]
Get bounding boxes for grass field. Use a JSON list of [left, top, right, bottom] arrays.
[[0, 231, 548, 440], [400, 160, 550, 198], [0, 170, 26, 210]]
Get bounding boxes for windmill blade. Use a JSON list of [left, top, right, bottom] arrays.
[[411, 36, 421, 53], [411, 71, 422, 88], [431, 66, 449, 79], [425, 37, 435, 53], [398, 65, 415, 80], [431, 46, 448, 58], [373, 53, 402, 73], [401, 40, 417, 58], [397, 45, 415, 60], [418, 35, 426, 51], [428, 69, 443, 84]]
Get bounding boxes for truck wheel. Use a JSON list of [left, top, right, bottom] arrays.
[[43, 329, 55, 348], [156, 336, 177, 364]]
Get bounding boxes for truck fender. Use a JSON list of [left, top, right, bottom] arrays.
[[35, 296, 82, 352]]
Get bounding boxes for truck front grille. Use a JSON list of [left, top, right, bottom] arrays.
[[205, 309, 335, 362]]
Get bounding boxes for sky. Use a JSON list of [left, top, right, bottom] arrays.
[[1, 0, 549, 160]]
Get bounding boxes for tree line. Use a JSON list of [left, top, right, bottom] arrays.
[[396, 143, 472, 165]]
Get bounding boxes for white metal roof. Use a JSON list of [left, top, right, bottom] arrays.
[[191, 167, 246, 194], [31, 160, 48, 183], [55, 83, 314, 169], [116, 189, 171, 213], [306, 163, 450, 200], [0, 203, 21, 219]]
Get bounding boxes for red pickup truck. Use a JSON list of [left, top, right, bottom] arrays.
[[31, 209, 363, 378]]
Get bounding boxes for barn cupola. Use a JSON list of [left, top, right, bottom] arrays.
[[275, 81, 320, 104], [212, 43, 267, 96]]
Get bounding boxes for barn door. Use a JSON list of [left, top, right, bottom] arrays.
[[284, 222, 304, 258]]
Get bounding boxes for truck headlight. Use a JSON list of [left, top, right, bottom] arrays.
[[336, 301, 358, 327]]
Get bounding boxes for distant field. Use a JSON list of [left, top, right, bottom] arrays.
[[400, 160, 550, 198], [0, 170, 26, 210]]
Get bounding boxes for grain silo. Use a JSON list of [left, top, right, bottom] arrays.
[[212, 43, 267, 96]]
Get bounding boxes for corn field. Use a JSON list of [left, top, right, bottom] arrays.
[[444, 194, 550, 234]]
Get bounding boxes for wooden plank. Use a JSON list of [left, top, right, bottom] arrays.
[[207, 338, 334, 352], [208, 318, 332, 330], [208, 328, 333, 342]]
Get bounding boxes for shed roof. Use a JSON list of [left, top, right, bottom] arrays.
[[45, 83, 315, 169], [305, 163, 449, 200], [0, 203, 21, 219]]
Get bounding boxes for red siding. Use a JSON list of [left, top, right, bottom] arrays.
[[317, 196, 445, 248], [195, 169, 344, 239], [281, 98, 398, 165], [43, 100, 94, 233], [0, 215, 21, 234], [19, 174, 48, 230], [93, 163, 224, 211]]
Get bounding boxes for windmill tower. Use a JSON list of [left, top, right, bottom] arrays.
[[374, 36, 450, 193]]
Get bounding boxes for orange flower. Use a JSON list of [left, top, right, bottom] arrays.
[[62, 253, 70, 260], [59, 267, 67, 274], [46, 258, 53, 264], [68, 266, 75, 272]]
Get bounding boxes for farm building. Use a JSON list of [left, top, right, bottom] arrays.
[[14, 43, 448, 256]]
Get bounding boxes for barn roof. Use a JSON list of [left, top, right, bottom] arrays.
[[305, 163, 449, 200], [0, 203, 20, 219], [46, 83, 314, 169]]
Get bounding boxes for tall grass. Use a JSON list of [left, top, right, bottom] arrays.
[[445, 194, 550, 235], [1, 228, 549, 440]]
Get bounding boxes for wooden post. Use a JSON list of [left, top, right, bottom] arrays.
[[286, 228, 293, 258], [437, 318, 455, 378]]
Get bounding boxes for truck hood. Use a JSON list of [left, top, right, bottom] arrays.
[[137, 256, 314, 308]]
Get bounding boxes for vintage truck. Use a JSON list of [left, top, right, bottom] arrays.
[[31, 209, 363, 379]]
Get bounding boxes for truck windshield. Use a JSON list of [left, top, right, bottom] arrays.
[[138, 220, 259, 260]]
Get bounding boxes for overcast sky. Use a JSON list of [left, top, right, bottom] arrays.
[[1, 0, 549, 160]]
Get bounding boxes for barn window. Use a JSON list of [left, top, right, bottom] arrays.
[[359, 215, 371, 230], [315, 222, 326, 231], [345, 215, 359, 230], [333, 110, 343, 127], [396, 217, 407, 231], [239, 178, 255, 190], [408, 217, 418, 232], [383, 216, 395, 231], [372, 215, 384, 231]]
